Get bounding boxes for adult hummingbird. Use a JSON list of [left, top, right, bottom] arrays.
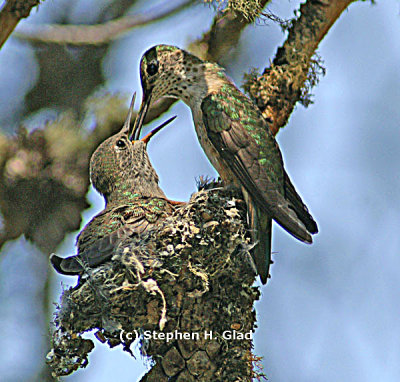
[[133, 45, 318, 284], [50, 94, 177, 276]]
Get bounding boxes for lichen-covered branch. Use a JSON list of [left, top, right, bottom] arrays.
[[0, 94, 129, 253], [14, 0, 196, 45], [46, 189, 263, 381], [0, 0, 41, 49], [244, 0, 356, 136], [191, 0, 269, 62]]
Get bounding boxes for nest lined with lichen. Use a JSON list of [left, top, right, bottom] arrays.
[[47, 188, 264, 381]]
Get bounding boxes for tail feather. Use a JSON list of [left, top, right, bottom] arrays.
[[50, 253, 86, 276], [284, 172, 318, 234], [244, 188, 272, 284], [254, 215, 272, 284]]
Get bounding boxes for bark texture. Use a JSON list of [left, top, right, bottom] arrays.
[[244, 0, 356, 136], [0, 0, 41, 48]]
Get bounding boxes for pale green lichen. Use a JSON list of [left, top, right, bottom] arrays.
[[203, 0, 263, 22]]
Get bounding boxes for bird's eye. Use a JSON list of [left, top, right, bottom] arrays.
[[146, 62, 159, 76], [116, 139, 126, 148]]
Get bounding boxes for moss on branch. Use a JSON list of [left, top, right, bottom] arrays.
[[244, 0, 355, 136]]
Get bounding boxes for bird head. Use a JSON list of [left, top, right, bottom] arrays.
[[90, 93, 175, 203], [132, 44, 210, 140]]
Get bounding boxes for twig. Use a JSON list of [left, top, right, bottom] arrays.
[[203, 0, 269, 62], [0, 0, 41, 49], [14, 0, 196, 45]]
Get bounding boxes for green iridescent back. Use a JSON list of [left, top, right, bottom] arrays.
[[202, 83, 285, 194]]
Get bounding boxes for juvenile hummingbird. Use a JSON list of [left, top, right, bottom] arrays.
[[50, 94, 177, 276], [133, 45, 318, 284]]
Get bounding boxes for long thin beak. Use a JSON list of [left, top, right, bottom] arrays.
[[129, 91, 152, 141], [122, 92, 136, 133], [141, 115, 177, 144]]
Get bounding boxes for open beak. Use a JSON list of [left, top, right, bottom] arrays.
[[122, 92, 136, 133], [129, 90, 152, 141], [140, 115, 177, 144], [127, 88, 176, 143]]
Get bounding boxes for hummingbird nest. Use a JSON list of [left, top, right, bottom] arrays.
[[47, 187, 264, 381]]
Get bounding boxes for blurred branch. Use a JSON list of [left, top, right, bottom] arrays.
[[25, 43, 108, 114], [0, 0, 41, 49], [22, 1, 195, 117], [0, 94, 129, 254], [194, 0, 269, 62], [244, 0, 356, 136], [14, 0, 196, 45], [36, 270, 55, 381]]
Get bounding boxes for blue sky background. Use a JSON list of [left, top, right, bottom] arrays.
[[0, 0, 400, 381]]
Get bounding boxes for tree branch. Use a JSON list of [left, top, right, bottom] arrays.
[[14, 0, 196, 45], [193, 0, 269, 63], [0, 95, 129, 254], [0, 0, 41, 49], [35, 270, 55, 382], [245, 0, 356, 136]]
